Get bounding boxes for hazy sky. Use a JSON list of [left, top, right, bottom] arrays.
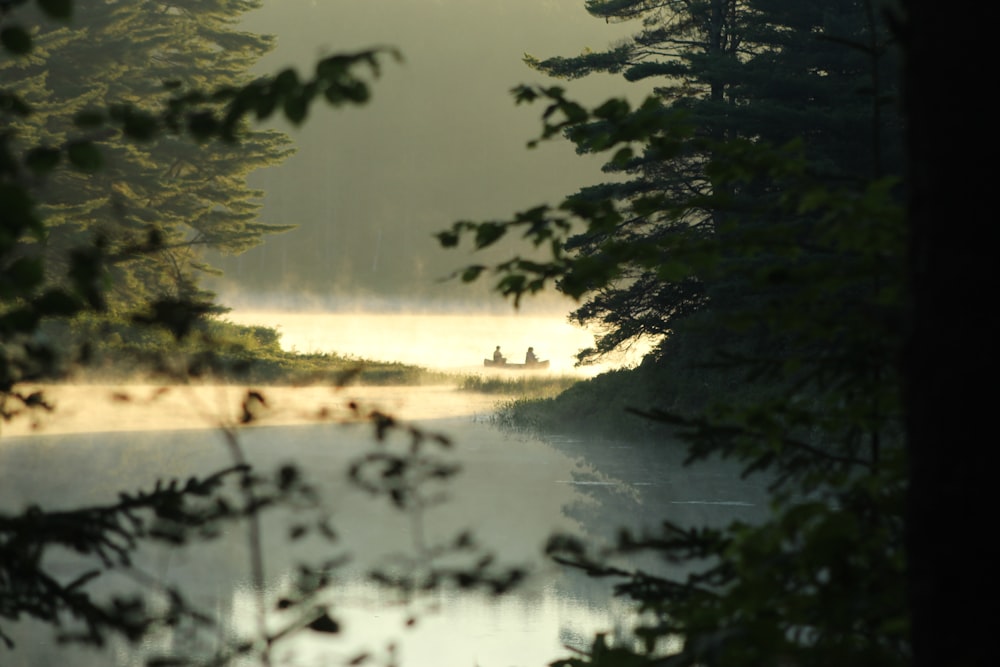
[[212, 0, 643, 310]]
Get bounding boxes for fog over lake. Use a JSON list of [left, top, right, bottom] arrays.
[[221, 309, 651, 376], [208, 0, 647, 304]]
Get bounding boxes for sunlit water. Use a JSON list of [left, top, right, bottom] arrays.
[[221, 309, 651, 376]]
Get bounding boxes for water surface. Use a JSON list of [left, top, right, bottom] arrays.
[[1, 317, 756, 667], [222, 310, 650, 376]]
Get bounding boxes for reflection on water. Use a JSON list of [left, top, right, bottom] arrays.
[[222, 310, 650, 376], [229, 577, 635, 667], [0, 387, 766, 666]]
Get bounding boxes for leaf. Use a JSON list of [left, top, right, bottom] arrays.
[[460, 265, 485, 282], [73, 110, 106, 128], [0, 308, 39, 336], [1, 27, 32, 55], [0, 257, 45, 291], [38, 0, 73, 19], [25, 147, 61, 174], [593, 97, 630, 120], [474, 223, 506, 249], [66, 141, 103, 172], [306, 612, 340, 634], [435, 230, 460, 248], [186, 112, 218, 140], [0, 91, 31, 116], [610, 146, 634, 168], [147, 659, 191, 667], [283, 93, 308, 125], [122, 111, 158, 141], [35, 290, 81, 317], [273, 68, 300, 95], [253, 90, 278, 119]]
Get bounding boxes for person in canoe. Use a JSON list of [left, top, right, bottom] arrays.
[[493, 345, 506, 364], [525, 347, 539, 364]]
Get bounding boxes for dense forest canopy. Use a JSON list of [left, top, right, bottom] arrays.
[[514, 0, 904, 365]]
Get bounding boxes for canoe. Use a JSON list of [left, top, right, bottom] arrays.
[[483, 359, 550, 370]]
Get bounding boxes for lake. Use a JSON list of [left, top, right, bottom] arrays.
[[0, 314, 763, 667], [220, 309, 652, 376]]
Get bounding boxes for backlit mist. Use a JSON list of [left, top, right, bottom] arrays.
[[211, 0, 642, 308]]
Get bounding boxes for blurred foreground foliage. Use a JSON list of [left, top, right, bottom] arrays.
[[40, 310, 441, 386], [1, 0, 402, 393], [2, 2, 486, 665]]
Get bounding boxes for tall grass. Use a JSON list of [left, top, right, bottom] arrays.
[[457, 374, 580, 398]]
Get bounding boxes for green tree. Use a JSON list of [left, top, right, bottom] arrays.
[[1, 0, 397, 389], [516, 0, 901, 368], [1, 0, 294, 312], [439, 1, 911, 665]]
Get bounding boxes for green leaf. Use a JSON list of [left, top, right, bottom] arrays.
[[253, 91, 278, 119], [460, 265, 485, 282], [187, 112, 219, 140], [1, 27, 32, 55], [273, 68, 300, 95], [0, 91, 32, 116], [38, 0, 73, 19], [4, 257, 44, 292], [610, 146, 634, 168], [593, 98, 630, 121], [122, 111, 158, 141], [25, 147, 61, 174], [0, 183, 38, 232], [35, 289, 81, 316], [307, 612, 340, 634], [435, 230, 459, 248], [66, 141, 103, 172], [326, 80, 369, 105], [474, 223, 506, 249], [283, 93, 308, 125], [73, 110, 106, 128], [0, 307, 40, 335]]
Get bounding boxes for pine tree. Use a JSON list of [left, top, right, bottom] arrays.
[[1, 0, 294, 311], [439, 3, 911, 664], [524, 0, 901, 367]]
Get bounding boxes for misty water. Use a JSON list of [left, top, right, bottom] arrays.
[[1, 314, 766, 667], [221, 309, 651, 376]]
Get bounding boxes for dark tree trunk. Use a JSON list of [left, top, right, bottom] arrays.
[[902, 2, 995, 666]]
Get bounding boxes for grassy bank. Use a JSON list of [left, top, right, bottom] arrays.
[[39, 312, 601, 394], [42, 313, 452, 387]]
